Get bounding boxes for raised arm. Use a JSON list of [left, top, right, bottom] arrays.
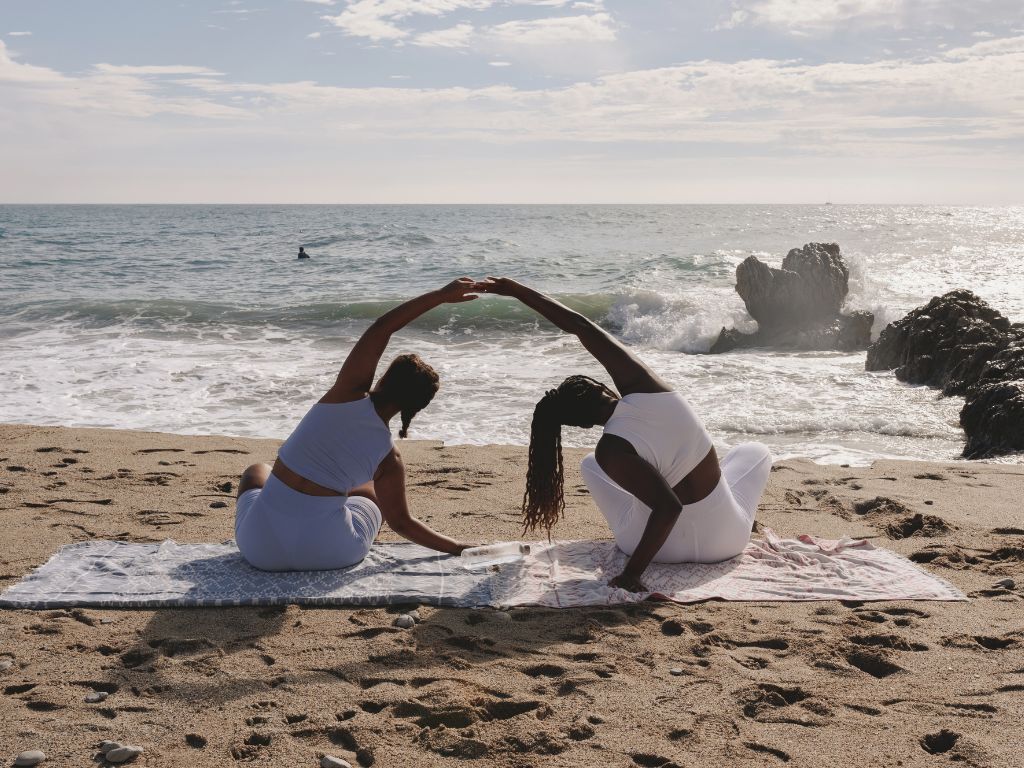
[[480, 277, 668, 396], [373, 449, 467, 555], [326, 278, 480, 401]]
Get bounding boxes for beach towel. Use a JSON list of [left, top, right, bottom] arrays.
[[0, 529, 965, 609]]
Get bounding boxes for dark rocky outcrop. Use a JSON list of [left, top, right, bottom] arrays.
[[866, 289, 1024, 459], [865, 289, 1015, 396], [961, 381, 1024, 459], [711, 243, 873, 353]]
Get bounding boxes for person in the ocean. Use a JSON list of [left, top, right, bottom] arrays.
[[297, 247, 310, 259], [233, 278, 480, 571], [479, 277, 772, 592]]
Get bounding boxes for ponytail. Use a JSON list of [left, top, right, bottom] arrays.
[[399, 407, 415, 439]]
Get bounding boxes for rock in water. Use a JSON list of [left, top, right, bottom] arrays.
[[14, 751, 45, 766], [960, 381, 1024, 458], [105, 745, 144, 764], [866, 289, 1016, 394], [711, 243, 873, 352], [867, 290, 1024, 458], [739, 242, 848, 326]]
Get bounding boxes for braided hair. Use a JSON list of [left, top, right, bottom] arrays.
[[522, 375, 616, 535], [371, 353, 440, 438]]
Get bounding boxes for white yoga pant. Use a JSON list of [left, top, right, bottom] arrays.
[[581, 442, 772, 564], [235, 474, 382, 571]]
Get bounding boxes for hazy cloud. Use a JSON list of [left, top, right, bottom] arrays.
[[414, 22, 475, 48]]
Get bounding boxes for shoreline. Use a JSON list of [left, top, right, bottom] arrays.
[[1, 422, 1021, 766]]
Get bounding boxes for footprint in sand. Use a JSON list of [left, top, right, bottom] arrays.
[[738, 683, 832, 726], [920, 729, 960, 754], [843, 648, 903, 678], [884, 513, 953, 539], [743, 742, 791, 763], [941, 633, 1021, 651]]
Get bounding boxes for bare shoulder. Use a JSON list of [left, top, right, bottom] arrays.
[[595, 433, 638, 463], [319, 385, 369, 404]]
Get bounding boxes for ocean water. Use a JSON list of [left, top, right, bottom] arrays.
[[2, 204, 1022, 465]]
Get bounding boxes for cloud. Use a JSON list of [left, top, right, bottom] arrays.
[[3, 35, 1023, 160], [7, 31, 32, 37], [92, 64, 223, 76], [414, 22, 475, 48], [321, 0, 610, 45], [486, 12, 615, 44], [489, 60, 512, 66], [307, 31, 322, 38], [0, 42, 243, 118], [323, 0, 492, 41], [720, 0, 1024, 36]]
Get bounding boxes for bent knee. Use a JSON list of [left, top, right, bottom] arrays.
[[238, 462, 272, 497]]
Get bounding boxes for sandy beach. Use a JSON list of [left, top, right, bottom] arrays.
[[0, 422, 1020, 767]]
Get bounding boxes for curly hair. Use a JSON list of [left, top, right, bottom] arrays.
[[522, 375, 616, 535], [371, 353, 440, 438]]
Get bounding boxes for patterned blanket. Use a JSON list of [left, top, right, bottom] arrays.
[[0, 529, 965, 609]]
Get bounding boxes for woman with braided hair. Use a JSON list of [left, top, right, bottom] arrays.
[[480, 277, 772, 592], [233, 279, 479, 571]]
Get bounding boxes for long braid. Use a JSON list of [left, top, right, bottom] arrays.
[[522, 391, 565, 534], [522, 375, 617, 535]]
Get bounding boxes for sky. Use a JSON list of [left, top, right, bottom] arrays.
[[1, 0, 1023, 203]]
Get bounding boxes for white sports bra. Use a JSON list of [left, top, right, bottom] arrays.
[[277, 396, 394, 493], [602, 391, 713, 487]]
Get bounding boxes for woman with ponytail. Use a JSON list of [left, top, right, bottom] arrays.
[[233, 279, 478, 571], [482, 277, 772, 593]]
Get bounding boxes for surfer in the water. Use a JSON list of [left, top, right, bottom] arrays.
[[297, 247, 310, 259]]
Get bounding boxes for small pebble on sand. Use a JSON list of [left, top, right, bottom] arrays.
[[393, 614, 415, 629], [99, 741, 124, 755], [100, 618, 114, 624], [0, 659, 13, 671], [14, 751, 45, 767], [321, 757, 352, 768], [993, 578, 1015, 590], [407, 609, 421, 623], [210, 501, 228, 509], [493, 611, 513, 622], [669, 667, 684, 676], [85, 691, 109, 703], [105, 745, 144, 764]]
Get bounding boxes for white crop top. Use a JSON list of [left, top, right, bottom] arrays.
[[602, 391, 713, 487], [277, 397, 394, 493]]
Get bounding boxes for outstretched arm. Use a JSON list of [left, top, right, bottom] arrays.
[[595, 434, 683, 591], [373, 449, 468, 555], [325, 278, 480, 401], [480, 277, 668, 396]]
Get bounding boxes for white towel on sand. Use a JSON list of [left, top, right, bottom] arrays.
[[0, 528, 965, 609]]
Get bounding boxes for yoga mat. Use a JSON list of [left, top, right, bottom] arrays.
[[0, 529, 965, 609]]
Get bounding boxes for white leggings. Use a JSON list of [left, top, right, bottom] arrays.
[[580, 442, 772, 564], [235, 474, 382, 571]]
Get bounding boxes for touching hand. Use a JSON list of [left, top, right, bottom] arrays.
[[608, 571, 646, 593], [439, 277, 483, 303], [478, 276, 522, 297]]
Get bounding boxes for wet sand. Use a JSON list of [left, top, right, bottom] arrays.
[[0, 423, 1021, 767]]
